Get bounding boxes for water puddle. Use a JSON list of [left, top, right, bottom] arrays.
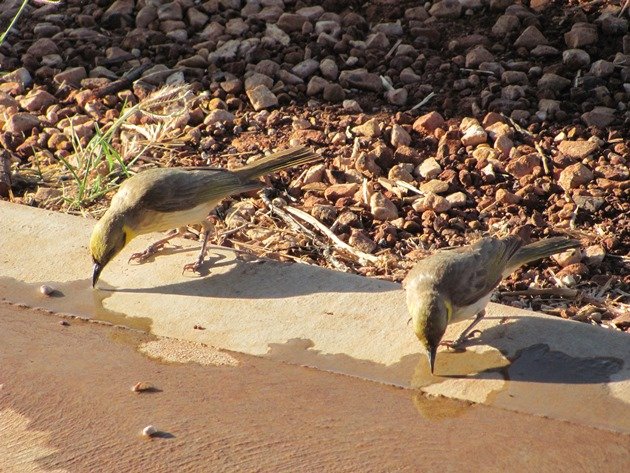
[[0, 276, 152, 332], [265, 337, 511, 405]]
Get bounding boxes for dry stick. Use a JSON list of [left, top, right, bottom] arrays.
[[595, 276, 614, 299], [395, 179, 424, 196], [534, 141, 551, 175], [259, 190, 348, 269], [380, 75, 395, 92], [322, 247, 352, 272], [282, 205, 379, 264], [362, 178, 370, 205], [460, 68, 496, 76], [215, 222, 251, 241], [407, 92, 436, 113], [0, 150, 11, 198], [259, 190, 317, 239], [350, 136, 360, 160], [93, 63, 153, 99], [384, 38, 403, 59], [568, 199, 580, 230], [499, 287, 579, 298], [479, 200, 499, 218]]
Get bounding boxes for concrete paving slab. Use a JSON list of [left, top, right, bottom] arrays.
[[1, 201, 629, 433]]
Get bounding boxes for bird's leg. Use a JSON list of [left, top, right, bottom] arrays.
[[453, 310, 486, 346], [182, 219, 216, 274], [128, 226, 188, 264], [442, 310, 486, 348]]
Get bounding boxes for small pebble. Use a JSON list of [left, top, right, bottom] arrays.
[[132, 382, 156, 393], [142, 425, 158, 437], [59, 320, 70, 326], [39, 285, 55, 296]]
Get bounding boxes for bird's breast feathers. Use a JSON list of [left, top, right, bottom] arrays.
[[134, 200, 221, 235], [451, 292, 492, 322]]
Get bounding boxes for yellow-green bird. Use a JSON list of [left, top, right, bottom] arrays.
[[90, 146, 319, 287], [403, 235, 581, 374]]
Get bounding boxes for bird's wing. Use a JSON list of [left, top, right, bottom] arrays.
[[437, 236, 523, 307], [134, 168, 261, 213]]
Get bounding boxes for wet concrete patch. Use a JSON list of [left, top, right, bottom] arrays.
[[0, 276, 153, 332], [265, 338, 512, 407]]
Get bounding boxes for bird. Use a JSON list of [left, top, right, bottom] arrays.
[[403, 235, 581, 374], [90, 145, 320, 287]]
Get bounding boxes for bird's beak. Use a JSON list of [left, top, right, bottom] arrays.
[[92, 262, 103, 288], [428, 345, 437, 375]]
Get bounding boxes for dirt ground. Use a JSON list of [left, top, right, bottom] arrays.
[[0, 302, 628, 472]]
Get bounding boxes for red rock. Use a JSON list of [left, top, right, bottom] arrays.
[[349, 229, 377, 253], [324, 183, 360, 201], [53, 67, 87, 87], [558, 163, 594, 190], [412, 192, 451, 213], [556, 263, 589, 278], [496, 188, 521, 204], [352, 118, 381, 138], [26, 38, 59, 58], [4, 112, 40, 134], [370, 192, 398, 220], [412, 111, 445, 136], [276, 13, 308, 32], [552, 248, 583, 267], [581, 108, 615, 128], [505, 154, 542, 178], [557, 140, 598, 159]]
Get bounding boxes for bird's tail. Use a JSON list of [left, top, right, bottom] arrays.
[[234, 146, 320, 181], [509, 237, 581, 269]]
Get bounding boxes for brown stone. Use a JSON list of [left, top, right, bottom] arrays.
[[324, 183, 360, 201], [557, 140, 598, 160], [558, 163, 594, 190], [412, 111, 445, 135]]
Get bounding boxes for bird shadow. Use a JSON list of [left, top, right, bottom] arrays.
[[445, 315, 627, 384], [109, 250, 400, 300]]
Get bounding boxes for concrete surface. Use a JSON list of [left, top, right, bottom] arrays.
[[1, 201, 629, 434], [4, 304, 629, 472]]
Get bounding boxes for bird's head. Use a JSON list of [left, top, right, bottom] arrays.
[[89, 212, 128, 287], [408, 291, 450, 374]]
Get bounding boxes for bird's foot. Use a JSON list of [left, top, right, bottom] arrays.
[[128, 243, 165, 264], [441, 330, 482, 349], [182, 260, 203, 274]]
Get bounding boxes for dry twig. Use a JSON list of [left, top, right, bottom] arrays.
[[282, 205, 379, 264]]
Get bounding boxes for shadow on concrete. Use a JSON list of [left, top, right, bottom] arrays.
[[450, 316, 627, 384], [111, 256, 399, 299], [261, 316, 628, 393]]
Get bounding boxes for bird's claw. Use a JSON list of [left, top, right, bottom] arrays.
[[440, 329, 482, 349], [182, 261, 203, 274], [439, 339, 463, 350], [128, 244, 163, 264], [128, 250, 152, 264]]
